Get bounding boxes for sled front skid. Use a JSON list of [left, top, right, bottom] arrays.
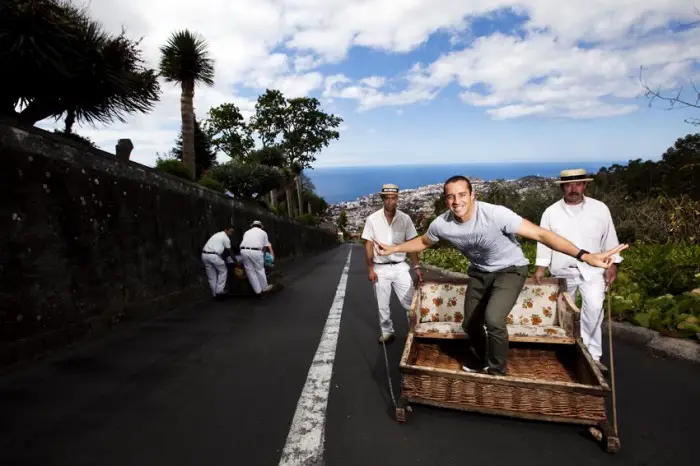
[[396, 395, 620, 453]]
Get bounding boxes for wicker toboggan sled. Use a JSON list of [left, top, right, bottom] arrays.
[[396, 276, 620, 453]]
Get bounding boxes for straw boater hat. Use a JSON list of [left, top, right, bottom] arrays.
[[378, 183, 399, 196], [554, 168, 594, 184]]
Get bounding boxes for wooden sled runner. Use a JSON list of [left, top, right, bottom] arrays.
[[396, 277, 620, 453]]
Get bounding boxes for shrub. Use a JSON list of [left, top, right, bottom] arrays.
[[295, 213, 319, 226], [155, 158, 194, 181], [198, 175, 226, 193]]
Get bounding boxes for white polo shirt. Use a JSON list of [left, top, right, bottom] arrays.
[[535, 196, 622, 280], [203, 231, 231, 255], [240, 227, 269, 250], [361, 208, 418, 264]]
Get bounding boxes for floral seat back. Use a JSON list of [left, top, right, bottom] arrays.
[[417, 281, 560, 327]]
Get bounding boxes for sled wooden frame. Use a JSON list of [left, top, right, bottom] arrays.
[[396, 276, 620, 453]]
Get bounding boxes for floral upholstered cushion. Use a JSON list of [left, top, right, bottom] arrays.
[[413, 322, 570, 340], [417, 282, 559, 327], [418, 283, 467, 324], [508, 284, 559, 327]]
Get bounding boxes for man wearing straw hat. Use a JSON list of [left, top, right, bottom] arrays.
[[373, 175, 627, 376], [239, 220, 275, 298], [534, 169, 622, 372], [362, 183, 424, 343]]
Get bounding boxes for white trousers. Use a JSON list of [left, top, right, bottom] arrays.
[[240, 249, 268, 294], [202, 253, 227, 296], [563, 273, 607, 361], [373, 262, 414, 335]]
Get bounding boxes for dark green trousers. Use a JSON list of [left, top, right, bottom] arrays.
[[461, 265, 528, 374]]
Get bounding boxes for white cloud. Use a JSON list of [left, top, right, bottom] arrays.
[[327, 16, 700, 118], [33, 0, 700, 166]]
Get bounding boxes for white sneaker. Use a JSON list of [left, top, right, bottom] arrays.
[[462, 365, 488, 373], [264, 284, 274, 292]]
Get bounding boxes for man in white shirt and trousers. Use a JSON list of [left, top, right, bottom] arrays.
[[362, 184, 424, 343], [239, 220, 275, 298], [534, 169, 622, 372], [202, 227, 235, 299]]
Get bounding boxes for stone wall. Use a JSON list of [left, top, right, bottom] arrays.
[[0, 120, 338, 369]]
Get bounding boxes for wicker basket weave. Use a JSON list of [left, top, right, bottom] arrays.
[[399, 335, 609, 424]]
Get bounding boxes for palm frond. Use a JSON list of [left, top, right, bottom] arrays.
[[158, 29, 215, 87]]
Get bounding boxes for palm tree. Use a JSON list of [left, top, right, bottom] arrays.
[[2, 0, 160, 128], [158, 30, 215, 176]]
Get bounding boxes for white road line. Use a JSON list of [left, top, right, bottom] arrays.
[[278, 247, 353, 466]]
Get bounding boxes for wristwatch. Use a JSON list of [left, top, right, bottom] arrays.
[[575, 249, 589, 262]]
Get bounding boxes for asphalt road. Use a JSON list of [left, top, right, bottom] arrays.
[[1, 243, 698, 466]]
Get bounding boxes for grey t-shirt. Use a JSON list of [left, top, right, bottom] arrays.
[[426, 201, 530, 272]]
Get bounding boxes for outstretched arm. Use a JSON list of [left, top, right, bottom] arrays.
[[374, 234, 434, 256], [515, 219, 628, 269]]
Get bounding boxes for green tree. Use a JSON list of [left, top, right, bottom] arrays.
[[284, 97, 343, 215], [209, 161, 283, 200], [159, 29, 215, 176], [202, 102, 255, 160], [170, 116, 217, 179], [591, 133, 700, 201], [1, 0, 160, 129], [248, 146, 286, 209], [337, 210, 348, 232], [250, 89, 343, 216], [660, 133, 700, 199]]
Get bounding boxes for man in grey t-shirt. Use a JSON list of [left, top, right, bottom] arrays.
[[375, 175, 628, 376]]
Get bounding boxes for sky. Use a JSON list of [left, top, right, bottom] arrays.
[[36, 0, 700, 168]]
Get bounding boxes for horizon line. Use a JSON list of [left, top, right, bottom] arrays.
[[309, 159, 636, 170]]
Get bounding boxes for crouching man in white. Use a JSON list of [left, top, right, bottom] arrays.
[[534, 169, 622, 373], [362, 184, 424, 344], [239, 220, 275, 298], [202, 226, 235, 299]]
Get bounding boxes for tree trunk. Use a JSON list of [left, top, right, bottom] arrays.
[[285, 185, 293, 217], [180, 81, 196, 178], [64, 108, 76, 134], [296, 175, 304, 215], [270, 189, 277, 208]]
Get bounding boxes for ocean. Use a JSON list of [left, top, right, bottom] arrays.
[[306, 161, 621, 204]]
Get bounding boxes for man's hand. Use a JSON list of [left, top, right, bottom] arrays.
[[605, 264, 617, 286], [414, 266, 424, 282], [534, 266, 546, 284], [374, 241, 396, 256], [368, 267, 378, 282], [583, 244, 629, 269]]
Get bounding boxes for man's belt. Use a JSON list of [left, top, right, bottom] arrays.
[[241, 247, 262, 250], [374, 260, 405, 265], [202, 251, 219, 255]]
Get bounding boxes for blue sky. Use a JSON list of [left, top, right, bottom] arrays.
[[41, 1, 700, 168]]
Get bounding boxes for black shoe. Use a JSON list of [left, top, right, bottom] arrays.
[[483, 367, 506, 377]]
